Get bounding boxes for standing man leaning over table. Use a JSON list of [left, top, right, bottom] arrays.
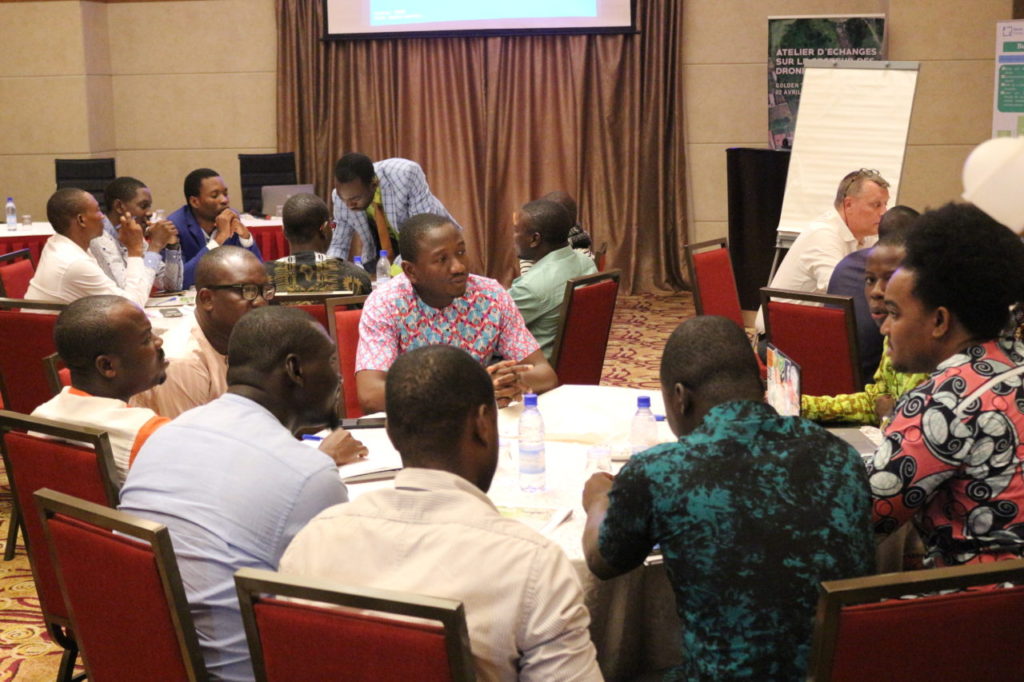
[[282, 345, 602, 682], [355, 214, 557, 414], [582, 316, 873, 680], [169, 167, 262, 288], [25, 188, 155, 307], [509, 198, 596, 360], [328, 152, 461, 271]]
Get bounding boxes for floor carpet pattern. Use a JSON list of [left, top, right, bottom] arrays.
[[0, 291, 693, 679]]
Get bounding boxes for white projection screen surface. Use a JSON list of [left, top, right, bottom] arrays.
[[778, 60, 919, 236], [325, 0, 635, 39]]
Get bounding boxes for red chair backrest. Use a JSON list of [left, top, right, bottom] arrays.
[[292, 303, 328, 331], [553, 273, 620, 385], [253, 598, 452, 681], [0, 256, 35, 299], [249, 225, 288, 261], [45, 510, 205, 681], [333, 308, 363, 418], [825, 585, 1024, 680], [0, 309, 58, 413], [691, 246, 744, 328], [2, 430, 118, 622], [765, 300, 858, 396]]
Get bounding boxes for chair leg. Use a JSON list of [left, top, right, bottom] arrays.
[[4, 504, 20, 560]]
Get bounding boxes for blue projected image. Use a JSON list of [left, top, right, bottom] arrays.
[[370, 0, 598, 26]]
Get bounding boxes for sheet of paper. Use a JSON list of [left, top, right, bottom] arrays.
[[335, 427, 403, 481]]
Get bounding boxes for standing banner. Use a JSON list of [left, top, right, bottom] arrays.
[[768, 15, 886, 150], [993, 20, 1024, 137]]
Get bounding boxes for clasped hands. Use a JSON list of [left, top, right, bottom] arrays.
[[487, 359, 533, 408], [117, 213, 179, 255]]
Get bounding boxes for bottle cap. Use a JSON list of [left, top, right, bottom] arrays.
[[637, 395, 651, 409], [379, 249, 388, 258], [523, 393, 538, 407]]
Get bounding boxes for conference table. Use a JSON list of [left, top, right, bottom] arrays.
[[345, 384, 685, 680]]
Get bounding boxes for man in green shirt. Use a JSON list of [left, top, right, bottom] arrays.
[[509, 199, 597, 359]]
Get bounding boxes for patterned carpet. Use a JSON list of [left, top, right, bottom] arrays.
[[0, 291, 693, 679]]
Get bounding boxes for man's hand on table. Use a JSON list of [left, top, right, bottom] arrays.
[[582, 472, 614, 512], [487, 359, 533, 408], [318, 428, 369, 466]]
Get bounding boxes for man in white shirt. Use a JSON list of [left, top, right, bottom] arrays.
[[25, 188, 156, 307], [281, 344, 602, 682], [755, 169, 890, 334]]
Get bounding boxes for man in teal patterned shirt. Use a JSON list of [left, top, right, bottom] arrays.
[[582, 316, 874, 680]]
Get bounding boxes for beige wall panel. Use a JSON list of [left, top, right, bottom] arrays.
[[111, 73, 277, 150], [888, 0, 1012, 61], [908, 60, 994, 146], [106, 0, 277, 75], [0, 1, 87, 77], [687, 143, 734, 223], [86, 75, 116, 152], [897, 144, 974, 212], [683, 0, 886, 65], [116, 147, 279, 219], [693, 220, 728, 244], [0, 77, 94, 155], [0, 155, 64, 222], [80, 1, 111, 76], [685, 64, 767, 143]]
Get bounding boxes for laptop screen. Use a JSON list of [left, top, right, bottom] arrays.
[[766, 344, 801, 417]]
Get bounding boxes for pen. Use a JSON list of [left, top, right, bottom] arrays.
[[301, 434, 323, 442]]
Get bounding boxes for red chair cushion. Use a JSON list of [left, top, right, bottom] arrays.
[[292, 303, 329, 331], [334, 308, 363, 418], [767, 301, 856, 396], [254, 598, 452, 681], [47, 514, 192, 681], [4, 432, 114, 621], [0, 310, 58, 413], [828, 585, 1024, 681], [250, 225, 288, 261], [0, 257, 34, 299], [555, 278, 618, 385], [693, 247, 744, 328]]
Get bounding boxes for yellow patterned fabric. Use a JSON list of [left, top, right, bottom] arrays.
[[801, 338, 928, 426]]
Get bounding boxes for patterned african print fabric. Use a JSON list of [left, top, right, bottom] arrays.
[[801, 337, 928, 426], [869, 336, 1024, 566], [356, 273, 539, 371], [599, 400, 874, 680], [265, 250, 371, 296]]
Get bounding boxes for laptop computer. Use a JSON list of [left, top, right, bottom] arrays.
[[261, 184, 315, 217], [765, 343, 800, 417]]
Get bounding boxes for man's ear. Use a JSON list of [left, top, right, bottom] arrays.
[[528, 231, 542, 248], [196, 287, 215, 311], [675, 382, 693, 418], [402, 260, 417, 284], [94, 353, 118, 380], [284, 354, 303, 386], [471, 402, 495, 447], [188, 195, 200, 211], [932, 306, 952, 340]]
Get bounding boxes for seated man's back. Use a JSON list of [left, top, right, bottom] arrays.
[[282, 345, 601, 682]]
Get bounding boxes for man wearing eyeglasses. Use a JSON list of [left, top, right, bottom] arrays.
[[755, 169, 890, 335], [327, 152, 462, 271], [132, 246, 273, 418]]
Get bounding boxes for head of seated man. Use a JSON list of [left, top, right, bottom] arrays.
[[513, 198, 573, 263], [48, 187, 106, 248], [870, 202, 1024, 566], [398, 213, 469, 309], [282, 193, 333, 253], [280, 344, 602, 680], [542, 190, 592, 250], [195, 245, 274, 354], [865, 210, 920, 330], [185, 168, 232, 230], [104, 176, 178, 252], [834, 168, 891, 241], [582, 315, 874, 679]]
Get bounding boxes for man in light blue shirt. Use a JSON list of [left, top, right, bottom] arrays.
[[509, 199, 597, 359], [119, 307, 357, 681]]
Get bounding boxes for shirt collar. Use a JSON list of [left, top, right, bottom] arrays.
[[393, 467, 496, 510]]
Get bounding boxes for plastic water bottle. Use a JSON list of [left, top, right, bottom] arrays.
[[630, 395, 658, 455], [375, 249, 391, 287], [518, 393, 546, 492], [5, 198, 16, 229]]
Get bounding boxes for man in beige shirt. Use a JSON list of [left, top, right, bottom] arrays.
[[132, 246, 272, 418]]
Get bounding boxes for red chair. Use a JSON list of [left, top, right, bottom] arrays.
[[0, 248, 35, 298], [684, 238, 745, 329], [760, 287, 861, 396], [0, 298, 65, 414], [36, 489, 209, 681], [0, 410, 120, 681], [550, 270, 621, 386], [249, 225, 288, 261], [273, 291, 365, 331], [326, 296, 369, 418], [43, 352, 72, 397], [593, 241, 608, 271], [235, 567, 476, 682], [806, 558, 1024, 681]]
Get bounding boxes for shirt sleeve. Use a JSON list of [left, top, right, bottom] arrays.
[[327, 189, 354, 261], [155, 247, 184, 292], [402, 162, 462, 231], [89, 234, 128, 288], [799, 229, 848, 292], [517, 545, 602, 682], [355, 291, 400, 372], [508, 276, 544, 326], [494, 287, 541, 362], [277, 463, 348, 561], [598, 457, 657, 572], [62, 255, 154, 308]]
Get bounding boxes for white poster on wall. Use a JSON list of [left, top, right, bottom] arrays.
[[993, 20, 1024, 137]]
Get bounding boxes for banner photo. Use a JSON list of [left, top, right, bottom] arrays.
[[768, 15, 886, 150], [993, 20, 1024, 137]]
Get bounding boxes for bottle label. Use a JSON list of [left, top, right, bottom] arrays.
[[518, 442, 546, 473]]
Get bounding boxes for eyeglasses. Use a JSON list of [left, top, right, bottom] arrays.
[[204, 282, 276, 301], [839, 168, 885, 198]]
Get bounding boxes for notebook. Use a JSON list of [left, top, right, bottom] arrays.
[[766, 343, 801, 417]]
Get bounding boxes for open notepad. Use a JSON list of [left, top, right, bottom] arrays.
[[307, 427, 404, 482]]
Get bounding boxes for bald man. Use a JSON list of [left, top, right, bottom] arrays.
[[25, 188, 155, 307]]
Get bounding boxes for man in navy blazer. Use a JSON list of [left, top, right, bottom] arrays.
[[327, 153, 461, 271], [168, 168, 262, 288]]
